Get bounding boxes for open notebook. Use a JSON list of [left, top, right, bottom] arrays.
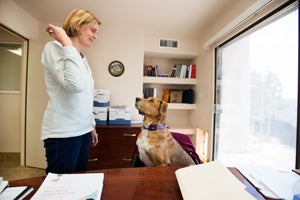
[[175, 161, 256, 200]]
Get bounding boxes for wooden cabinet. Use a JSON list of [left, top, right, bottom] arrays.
[[87, 125, 141, 170]]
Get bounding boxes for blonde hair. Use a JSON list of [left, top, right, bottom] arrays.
[[63, 8, 101, 37]]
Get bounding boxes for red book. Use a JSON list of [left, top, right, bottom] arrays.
[[191, 64, 196, 78]]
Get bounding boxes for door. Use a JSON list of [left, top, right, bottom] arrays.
[[0, 25, 28, 164], [213, 7, 298, 169]]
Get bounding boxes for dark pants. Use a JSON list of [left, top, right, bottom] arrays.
[[44, 132, 92, 174]]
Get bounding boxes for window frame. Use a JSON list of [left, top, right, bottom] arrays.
[[212, 0, 299, 168]]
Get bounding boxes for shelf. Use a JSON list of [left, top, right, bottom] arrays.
[[167, 126, 195, 135], [143, 76, 197, 85], [167, 103, 195, 110]]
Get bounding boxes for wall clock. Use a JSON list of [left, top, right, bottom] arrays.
[[108, 60, 125, 77]]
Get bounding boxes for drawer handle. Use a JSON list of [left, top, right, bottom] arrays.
[[88, 158, 98, 162], [123, 133, 136, 137], [123, 158, 132, 162]]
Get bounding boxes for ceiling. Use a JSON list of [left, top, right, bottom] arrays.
[[12, 0, 249, 39]]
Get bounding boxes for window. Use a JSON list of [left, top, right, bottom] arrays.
[[214, 5, 298, 169], [0, 42, 22, 92]]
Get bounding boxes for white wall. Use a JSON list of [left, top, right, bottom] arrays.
[[85, 20, 144, 123], [0, 0, 39, 39]]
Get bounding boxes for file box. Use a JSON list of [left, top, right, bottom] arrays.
[[94, 89, 110, 107], [109, 106, 131, 125], [93, 106, 108, 125]]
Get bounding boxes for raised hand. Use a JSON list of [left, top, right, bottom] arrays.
[[46, 24, 72, 46]]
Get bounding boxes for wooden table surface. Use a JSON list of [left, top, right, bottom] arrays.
[[9, 167, 182, 200], [8, 166, 280, 200]]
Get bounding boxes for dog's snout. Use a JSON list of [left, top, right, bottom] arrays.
[[136, 97, 141, 102]]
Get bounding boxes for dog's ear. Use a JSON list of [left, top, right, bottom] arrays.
[[160, 101, 168, 113], [159, 101, 168, 124]]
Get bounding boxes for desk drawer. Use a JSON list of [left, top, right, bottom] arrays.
[[88, 125, 141, 170]]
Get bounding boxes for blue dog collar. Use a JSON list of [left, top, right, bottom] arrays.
[[144, 124, 165, 131]]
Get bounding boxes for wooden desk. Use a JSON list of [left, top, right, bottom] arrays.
[[8, 167, 274, 200]]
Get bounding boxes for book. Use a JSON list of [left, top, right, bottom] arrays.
[[143, 88, 157, 98], [0, 186, 33, 200], [185, 65, 190, 78], [175, 161, 256, 200], [169, 65, 177, 77], [191, 64, 196, 78], [31, 172, 104, 200], [175, 64, 182, 77], [154, 64, 159, 77], [180, 64, 187, 78], [187, 64, 192, 78]]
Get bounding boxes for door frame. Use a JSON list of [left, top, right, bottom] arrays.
[[0, 24, 29, 165]]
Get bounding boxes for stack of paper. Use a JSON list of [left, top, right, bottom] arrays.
[[31, 173, 104, 200], [0, 177, 33, 200], [238, 164, 300, 200], [0, 186, 33, 200], [0, 177, 8, 194], [175, 161, 256, 200]]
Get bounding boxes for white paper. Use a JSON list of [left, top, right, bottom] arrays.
[[238, 164, 300, 200], [175, 161, 256, 200], [0, 180, 8, 194], [31, 173, 104, 200], [0, 186, 33, 200]]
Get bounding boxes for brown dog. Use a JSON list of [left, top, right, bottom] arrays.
[[135, 97, 195, 167]]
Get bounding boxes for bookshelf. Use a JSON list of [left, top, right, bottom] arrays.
[[143, 53, 197, 135]]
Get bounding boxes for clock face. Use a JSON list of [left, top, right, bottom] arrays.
[[108, 61, 125, 77]]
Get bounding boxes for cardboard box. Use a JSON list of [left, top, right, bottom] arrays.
[[93, 106, 108, 125], [94, 89, 110, 107], [169, 89, 183, 103], [109, 106, 131, 125]]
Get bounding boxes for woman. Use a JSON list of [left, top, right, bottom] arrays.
[[41, 8, 100, 174]]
